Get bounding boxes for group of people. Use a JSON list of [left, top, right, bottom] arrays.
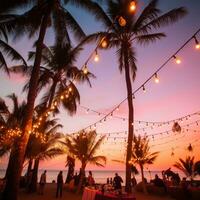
[[38, 170, 64, 198], [151, 172, 191, 196], [107, 173, 138, 193]]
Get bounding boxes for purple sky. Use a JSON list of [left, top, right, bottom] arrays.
[[1, 0, 200, 171]]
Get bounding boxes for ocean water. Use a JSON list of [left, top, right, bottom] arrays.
[[0, 169, 186, 185]]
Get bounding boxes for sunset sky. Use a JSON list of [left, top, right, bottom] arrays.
[[1, 0, 200, 172]]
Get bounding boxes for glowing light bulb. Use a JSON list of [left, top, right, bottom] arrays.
[[194, 36, 200, 49], [173, 55, 181, 64], [68, 87, 72, 92], [196, 43, 200, 49], [118, 16, 126, 27], [154, 73, 159, 83], [83, 66, 88, 74], [130, 1, 136, 12], [101, 38, 108, 48], [60, 95, 64, 100], [94, 50, 99, 62]]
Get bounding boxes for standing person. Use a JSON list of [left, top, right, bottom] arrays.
[[88, 171, 95, 186], [113, 173, 123, 194], [131, 175, 137, 192], [56, 171, 63, 198], [38, 170, 47, 195], [74, 172, 79, 187], [110, 178, 113, 185]]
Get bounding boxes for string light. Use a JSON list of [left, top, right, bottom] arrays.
[[173, 55, 181, 64], [101, 38, 108, 48], [129, 1, 136, 12], [31, 25, 200, 136], [94, 50, 99, 62], [194, 36, 200, 49], [68, 87, 72, 92], [154, 73, 159, 83], [83, 64, 88, 74]]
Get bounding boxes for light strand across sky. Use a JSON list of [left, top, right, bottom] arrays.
[[69, 28, 200, 134]]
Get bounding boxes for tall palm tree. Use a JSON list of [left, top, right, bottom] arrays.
[[174, 156, 200, 181], [1, 1, 104, 199], [65, 155, 75, 184], [64, 130, 106, 193], [12, 43, 95, 112], [0, 94, 26, 178], [131, 135, 159, 194], [82, 0, 187, 192], [25, 117, 65, 192]]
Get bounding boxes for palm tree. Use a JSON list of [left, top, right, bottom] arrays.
[[174, 156, 200, 181], [0, 94, 26, 178], [131, 135, 159, 194], [1, 1, 104, 199], [65, 155, 75, 184], [82, 0, 187, 192], [25, 117, 65, 192], [64, 130, 106, 193], [12, 43, 95, 113]]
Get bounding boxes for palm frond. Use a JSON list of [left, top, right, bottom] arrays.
[[135, 32, 166, 45]]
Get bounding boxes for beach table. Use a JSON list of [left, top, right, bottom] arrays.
[[82, 187, 98, 200], [95, 192, 136, 200]]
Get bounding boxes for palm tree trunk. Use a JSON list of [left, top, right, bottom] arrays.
[[77, 163, 86, 193], [124, 47, 134, 193], [140, 164, 148, 194], [29, 158, 40, 193], [47, 79, 58, 108], [2, 10, 50, 200], [4, 147, 15, 179], [27, 158, 33, 175]]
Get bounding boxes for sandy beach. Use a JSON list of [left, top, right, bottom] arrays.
[[18, 183, 174, 200]]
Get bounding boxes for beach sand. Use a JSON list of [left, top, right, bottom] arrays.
[[18, 183, 174, 200]]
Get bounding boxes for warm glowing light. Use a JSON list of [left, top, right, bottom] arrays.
[[83, 65, 88, 74], [69, 87, 72, 92], [196, 44, 200, 49], [194, 36, 200, 49], [94, 50, 99, 62], [118, 16, 126, 27], [130, 1, 136, 12], [116, 106, 119, 111], [154, 73, 159, 83], [101, 38, 108, 48], [54, 101, 57, 106], [173, 55, 181, 64], [60, 95, 64, 100], [128, 160, 132, 164]]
